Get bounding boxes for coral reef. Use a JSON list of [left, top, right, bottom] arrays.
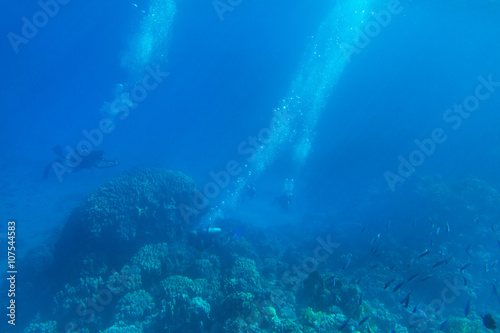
[[22, 168, 498, 333], [112, 289, 157, 329], [23, 320, 58, 333], [131, 242, 170, 276]]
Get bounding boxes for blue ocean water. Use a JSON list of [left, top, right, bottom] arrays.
[[1, 0, 500, 332]]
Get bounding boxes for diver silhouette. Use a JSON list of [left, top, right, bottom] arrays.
[[43, 145, 119, 180]]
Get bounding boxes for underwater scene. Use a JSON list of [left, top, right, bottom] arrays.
[[2, 0, 500, 332]]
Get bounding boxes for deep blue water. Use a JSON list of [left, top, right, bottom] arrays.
[[1, 0, 500, 332]]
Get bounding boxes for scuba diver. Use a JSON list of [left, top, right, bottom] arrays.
[[43, 145, 119, 179], [242, 183, 257, 202], [273, 178, 294, 211], [188, 226, 223, 251]]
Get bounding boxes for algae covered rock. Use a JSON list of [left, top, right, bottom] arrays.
[[66, 168, 199, 243], [52, 169, 201, 281], [113, 289, 156, 328], [230, 257, 262, 291], [160, 275, 214, 331], [131, 242, 170, 276], [23, 320, 58, 333]]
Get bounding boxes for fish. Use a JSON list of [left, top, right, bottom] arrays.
[[432, 259, 449, 268], [438, 319, 449, 331], [420, 274, 433, 282], [400, 292, 411, 308], [367, 326, 372, 333], [412, 303, 421, 313], [465, 244, 472, 257], [358, 316, 370, 326], [384, 278, 396, 290], [338, 319, 349, 331], [446, 222, 450, 232], [462, 276, 468, 287], [359, 293, 363, 305], [482, 313, 497, 330], [371, 233, 381, 245], [419, 249, 431, 258], [393, 281, 405, 292], [370, 264, 379, 270], [460, 262, 472, 273], [407, 273, 419, 283], [493, 283, 498, 296], [343, 258, 351, 270], [474, 217, 479, 225], [361, 225, 366, 233], [491, 225, 496, 233], [436, 227, 441, 235], [465, 300, 471, 317]]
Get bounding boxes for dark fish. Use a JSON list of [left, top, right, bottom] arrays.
[[464, 300, 471, 317], [420, 274, 433, 282], [338, 319, 349, 331], [370, 264, 379, 270], [361, 225, 366, 233], [390, 265, 396, 270], [460, 263, 472, 273], [412, 303, 421, 313], [492, 225, 496, 233], [432, 259, 449, 268], [367, 326, 372, 333], [419, 249, 431, 258], [474, 217, 479, 225], [343, 258, 351, 270], [493, 283, 498, 296], [371, 233, 381, 245], [438, 319, 449, 331], [356, 277, 362, 285], [407, 273, 419, 283], [400, 292, 411, 308], [497, 240, 500, 249], [358, 316, 370, 326], [462, 276, 468, 287], [393, 281, 405, 292], [384, 278, 396, 290], [465, 244, 472, 257], [482, 313, 497, 330], [359, 293, 363, 305]]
